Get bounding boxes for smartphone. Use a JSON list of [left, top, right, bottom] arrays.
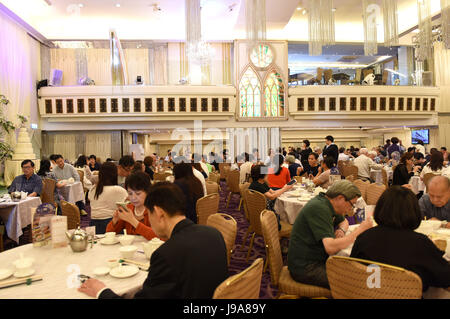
[[287, 179, 297, 186], [116, 202, 129, 210]]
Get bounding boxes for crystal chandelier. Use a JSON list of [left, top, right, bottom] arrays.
[[383, 0, 399, 48], [362, 0, 379, 56], [308, 0, 335, 56], [416, 0, 432, 62], [185, 0, 213, 65]]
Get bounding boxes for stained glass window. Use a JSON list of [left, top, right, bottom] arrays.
[[264, 71, 284, 117], [239, 68, 261, 117], [250, 45, 274, 68]]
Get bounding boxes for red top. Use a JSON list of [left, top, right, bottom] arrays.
[[267, 167, 291, 189], [105, 204, 158, 240]]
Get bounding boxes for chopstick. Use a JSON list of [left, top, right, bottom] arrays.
[[0, 275, 43, 289], [122, 259, 149, 271]]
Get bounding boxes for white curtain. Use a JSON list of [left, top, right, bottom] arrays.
[[434, 42, 450, 112], [149, 45, 168, 85], [86, 49, 111, 86], [124, 48, 150, 85], [0, 11, 40, 149], [85, 133, 111, 160], [50, 48, 77, 86], [53, 134, 77, 163]]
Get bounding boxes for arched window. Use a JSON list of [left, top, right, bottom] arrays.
[[264, 71, 284, 117], [239, 67, 261, 117]]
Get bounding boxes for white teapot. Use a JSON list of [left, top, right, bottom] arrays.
[[142, 238, 164, 259]]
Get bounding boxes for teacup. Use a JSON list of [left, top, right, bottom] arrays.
[[104, 232, 116, 243], [20, 191, 27, 200], [119, 235, 134, 246], [143, 239, 164, 259], [119, 245, 138, 259], [13, 258, 34, 276], [107, 259, 119, 269]]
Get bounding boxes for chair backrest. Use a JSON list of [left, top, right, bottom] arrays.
[[239, 182, 251, 219], [326, 256, 422, 299], [343, 165, 358, 179], [213, 258, 263, 299], [208, 172, 220, 184], [207, 213, 237, 265], [366, 183, 386, 205], [60, 200, 81, 230], [196, 193, 220, 225], [219, 163, 231, 180], [226, 169, 240, 193], [154, 172, 171, 182], [205, 181, 219, 195], [77, 170, 85, 188], [423, 173, 440, 189], [260, 210, 283, 286], [353, 179, 370, 202], [245, 189, 266, 235], [381, 169, 388, 187], [40, 178, 57, 207]]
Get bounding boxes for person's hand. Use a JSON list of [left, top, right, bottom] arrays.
[[78, 278, 106, 298], [445, 222, 450, 229], [308, 174, 313, 180], [413, 165, 420, 173], [58, 180, 67, 187], [112, 209, 120, 224], [282, 184, 294, 192], [401, 184, 412, 190], [117, 205, 138, 228], [334, 229, 345, 238]]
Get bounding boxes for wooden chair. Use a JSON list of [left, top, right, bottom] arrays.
[[196, 193, 220, 225], [0, 224, 4, 252], [225, 170, 241, 209], [77, 170, 85, 190], [213, 258, 263, 299], [366, 183, 386, 205], [381, 168, 389, 187], [260, 210, 332, 298], [207, 213, 237, 265], [219, 163, 231, 181], [423, 173, 440, 190], [343, 165, 358, 180], [238, 182, 250, 212], [326, 256, 422, 299], [353, 179, 370, 203], [205, 181, 220, 195], [40, 178, 57, 208], [60, 200, 81, 230], [207, 172, 221, 185], [153, 172, 172, 182]]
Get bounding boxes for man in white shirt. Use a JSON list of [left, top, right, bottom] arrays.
[[338, 147, 350, 161], [193, 166, 207, 196], [353, 148, 384, 181]]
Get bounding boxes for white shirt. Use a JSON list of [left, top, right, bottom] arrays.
[[353, 154, 384, 179], [88, 185, 128, 220], [199, 162, 209, 178], [193, 168, 207, 196], [239, 162, 253, 184], [415, 144, 426, 155], [420, 164, 444, 179], [338, 153, 350, 161]]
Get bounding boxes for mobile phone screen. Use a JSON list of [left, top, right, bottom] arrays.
[[287, 179, 297, 185]]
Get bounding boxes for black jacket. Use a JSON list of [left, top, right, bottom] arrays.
[[100, 219, 229, 299], [392, 163, 414, 186], [323, 144, 339, 165]]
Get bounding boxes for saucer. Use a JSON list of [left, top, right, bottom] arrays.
[[0, 269, 13, 281], [13, 268, 35, 278], [93, 267, 110, 276], [109, 265, 139, 279], [100, 238, 120, 245]]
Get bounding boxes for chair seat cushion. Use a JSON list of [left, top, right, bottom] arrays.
[[278, 266, 332, 298], [279, 221, 292, 238]]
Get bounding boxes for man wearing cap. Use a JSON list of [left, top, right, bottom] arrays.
[[288, 180, 373, 288]]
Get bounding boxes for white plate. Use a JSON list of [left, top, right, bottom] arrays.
[[298, 197, 311, 202], [99, 238, 120, 245], [93, 267, 110, 276], [0, 269, 13, 281], [13, 268, 35, 278], [435, 229, 450, 236], [109, 265, 139, 279]]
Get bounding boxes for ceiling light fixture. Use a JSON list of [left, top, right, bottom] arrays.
[[78, 3, 83, 7], [115, 3, 121, 7]]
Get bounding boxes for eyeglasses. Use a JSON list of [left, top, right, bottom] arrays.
[[347, 200, 355, 209]]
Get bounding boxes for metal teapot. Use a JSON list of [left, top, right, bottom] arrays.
[[11, 191, 21, 202], [65, 226, 90, 252]]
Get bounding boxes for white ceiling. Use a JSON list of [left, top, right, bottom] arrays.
[[0, 0, 444, 41]]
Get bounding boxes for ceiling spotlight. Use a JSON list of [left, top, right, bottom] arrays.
[[302, 9, 307, 15], [78, 3, 83, 7], [332, 8, 336, 12], [297, 7, 302, 11], [115, 3, 121, 7]]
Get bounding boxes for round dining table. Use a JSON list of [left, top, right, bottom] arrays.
[[0, 235, 150, 299]]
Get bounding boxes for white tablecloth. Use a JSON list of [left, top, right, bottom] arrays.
[[337, 224, 450, 299], [0, 235, 150, 299], [409, 176, 425, 195], [370, 166, 393, 183], [275, 188, 314, 224], [0, 197, 42, 243], [58, 182, 85, 204]]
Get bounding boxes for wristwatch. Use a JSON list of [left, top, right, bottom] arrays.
[[338, 227, 347, 234]]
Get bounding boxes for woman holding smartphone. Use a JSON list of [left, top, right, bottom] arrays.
[[105, 172, 158, 240], [88, 162, 128, 234]]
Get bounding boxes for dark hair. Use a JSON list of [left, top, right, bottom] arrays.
[[374, 186, 422, 230], [413, 152, 424, 160], [21, 160, 34, 168], [400, 152, 414, 165], [143, 156, 153, 167], [417, 140, 424, 146], [251, 164, 266, 181], [75, 155, 87, 168], [106, 158, 115, 162], [273, 154, 285, 175], [132, 161, 144, 174], [429, 152, 444, 171], [173, 163, 204, 200], [441, 147, 447, 152], [407, 147, 416, 153], [125, 171, 151, 192], [339, 147, 346, 153], [89, 155, 96, 160], [325, 135, 334, 142], [119, 155, 135, 168], [391, 137, 399, 144], [49, 154, 59, 162], [37, 159, 51, 176], [192, 162, 205, 174], [385, 139, 391, 144], [145, 182, 186, 217], [53, 154, 63, 161], [322, 156, 335, 169], [244, 152, 250, 162], [430, 148, 439, 155], [309, 152, 319, 160], [94, 162, 118, 199]]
